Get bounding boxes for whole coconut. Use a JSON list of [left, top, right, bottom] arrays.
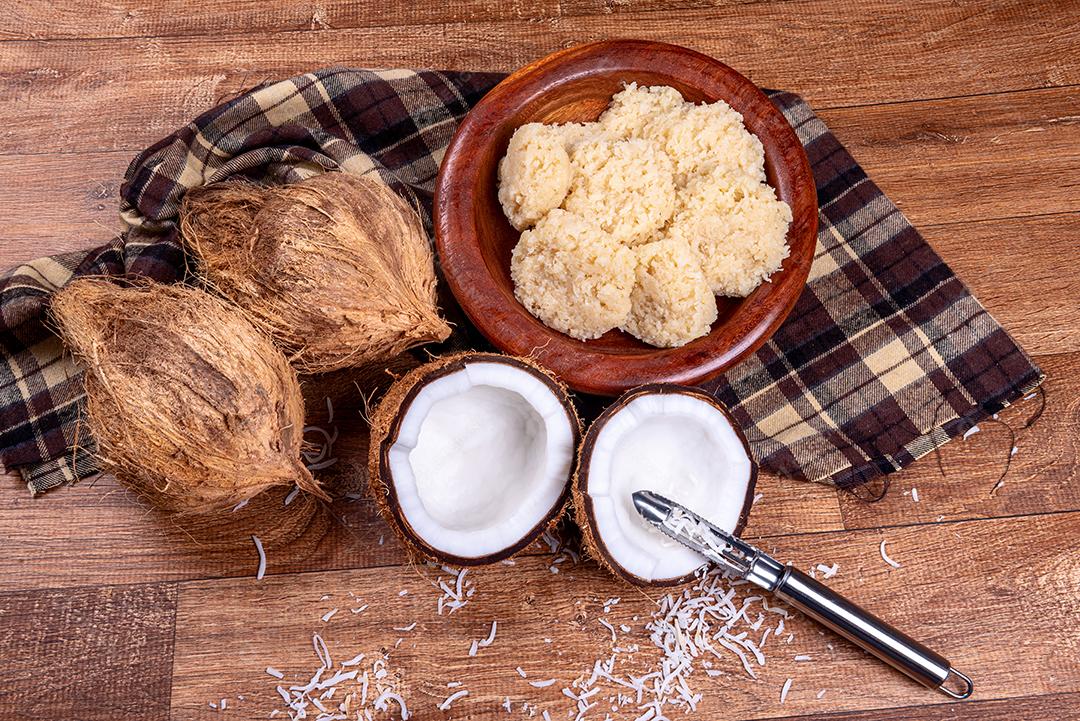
[[51, 279, 326, 514], [179, 172, 452, 375]]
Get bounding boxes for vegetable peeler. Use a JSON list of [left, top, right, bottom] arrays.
[[632, 489, 974, 699]]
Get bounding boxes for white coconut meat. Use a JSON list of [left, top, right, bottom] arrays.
[[384, 360, 576, 561], [581, 388, 755, 584]]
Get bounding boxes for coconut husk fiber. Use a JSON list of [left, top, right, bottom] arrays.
[[179, 172, 452, 375], [51, 278, 327, 514]]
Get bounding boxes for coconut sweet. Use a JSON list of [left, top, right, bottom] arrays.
[[51, 279, 325, 514], [573, 385, 756, 585], [368, 353, 581, 565], [179, 172, 452, 374]]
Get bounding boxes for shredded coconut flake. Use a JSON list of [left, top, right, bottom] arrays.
[[438, 689, 469, 710], [880, 539, 902, 568], [780, 678, 793, 703], [530, 679, 557, 688], [962, 424, 981, 440], [252, 535, 266, 580]]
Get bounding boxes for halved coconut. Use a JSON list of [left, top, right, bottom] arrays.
[[368, 353, 581, 565], [573, 385, 757, 586]]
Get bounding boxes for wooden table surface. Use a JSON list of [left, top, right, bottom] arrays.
[[2, 2, 1079, 719]]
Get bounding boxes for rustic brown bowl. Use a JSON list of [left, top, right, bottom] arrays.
[[434, 40, 817, 396]]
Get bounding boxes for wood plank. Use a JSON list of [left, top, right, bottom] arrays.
[[5, 0, 563, 39], [757, 691, 1080, 721], [6, 0, 775, 41], [819, 85, 1080, 229], [168, 511, 1080, 719], [0, 582, 176, 721], [1, 0, 1078, 155], [923, 214, 1080, 357], [839, 351, 1078, 530]]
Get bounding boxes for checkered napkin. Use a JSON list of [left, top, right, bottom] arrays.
[[0, 67, 1042, 495]]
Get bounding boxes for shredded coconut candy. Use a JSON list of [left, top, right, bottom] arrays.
[[880, 540, 902, 568]]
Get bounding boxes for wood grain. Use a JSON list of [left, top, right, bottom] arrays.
[[1, 0, 1078, 155], [168, 511, 1080, 719], [839, 351, 1079, 531], [0, 582, 177, 721], [819, 85, 1080, 229], [760, 691, 1080, 721], [6, 0, 784, 40]]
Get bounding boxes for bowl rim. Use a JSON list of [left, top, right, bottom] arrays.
[[434, 39, 818, 396]]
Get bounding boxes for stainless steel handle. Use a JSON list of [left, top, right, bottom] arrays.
[[773, 567, 973, 699]]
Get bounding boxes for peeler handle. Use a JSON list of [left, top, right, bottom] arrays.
[[771, 566, 973, 699]]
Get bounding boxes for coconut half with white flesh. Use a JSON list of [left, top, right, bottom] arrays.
[[369, 353, 581, 565], [574, 385, 757, 586]]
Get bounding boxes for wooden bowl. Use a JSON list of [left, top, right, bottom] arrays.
[[434, 40, 817, 396]]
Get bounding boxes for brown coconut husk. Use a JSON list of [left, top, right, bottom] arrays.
[[179, 172, 452, 375], [366, 352, 581, 565], [51, 278, 327, 514]]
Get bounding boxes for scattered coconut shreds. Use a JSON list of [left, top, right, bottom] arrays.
[[266, 666, 285, 679], [880, 540, 902, 568], [398, 590, 408, 597], [516, 666, 528, 678], [321, 609, 338, 622], [1024, 392, 1037, 401], [911, 487, 920, 502], [503, 696, 512, 712], [817, 689, 827, 699], [752, 492, 764, 505], [553, 566, 801, 721], [232, 498, 249, 512], [252, 535, 267, 580], [780, 678, 793, 703], [962, 424, 981, 440], [433, 566, 473, 615], [794, 655, 812, 662], [530, 679, 557, 688], [468, 639, 479, 657], [351, 605, 369, 614], [392, 622, 417, 632], [268, 632, 410, 721], [438, 689, 469, 710]]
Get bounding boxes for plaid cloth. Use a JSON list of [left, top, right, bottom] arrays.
[[0, 67, 1042, 495]]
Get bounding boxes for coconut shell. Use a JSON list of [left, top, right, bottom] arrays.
[[367, 352, 581, 565], [571, 384, 758, 587], [179, 172, 452, 375], [51, 278, 326, 514]]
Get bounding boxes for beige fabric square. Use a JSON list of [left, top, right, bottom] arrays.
[[866, 339, 924, 394], [757, 402, 819, 445]]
